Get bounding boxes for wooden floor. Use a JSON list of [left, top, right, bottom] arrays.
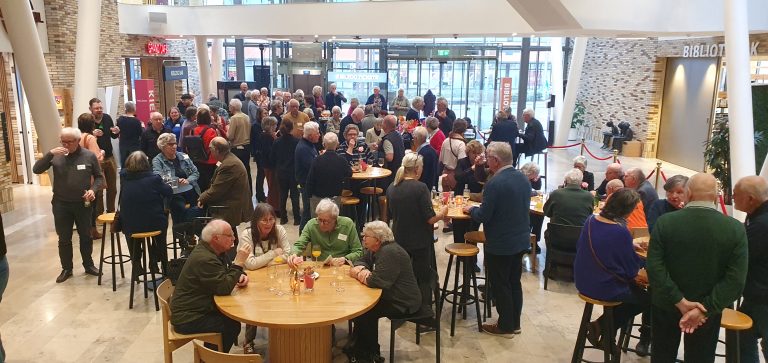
[[1, 141, 748, 362]]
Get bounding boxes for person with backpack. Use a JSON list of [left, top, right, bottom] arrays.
[[186, 109, 219, 192]]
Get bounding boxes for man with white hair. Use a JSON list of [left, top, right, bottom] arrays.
[[338, 106, 364, 141], [171, 219, 252, 353], [412, 126, 438, 191], [234, 82, 248, 102], [435, 97, 456, 137], [247, 91, 261, 124], [289, 198, 363, 267], [33, 127, 104, 283], [198, 137, 253, 229], [257, 87, 270, 110], [407, 96, 424, 121], [543, 168, 594, 227], [365, 86, 387, 111], [296, 121, 321, 232], [513, 108, 547, 167], [324, 82, 347, 110], [624, 167, 659, 214], [283, 99, 310, 139], [227, 98, 253, 191], [596, 163, 625, 198], [305, 132, 352, 207], [376, 115, 405, 190], [139, 111, 171, 160]]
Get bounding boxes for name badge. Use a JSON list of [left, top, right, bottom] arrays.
[[338, 233, 348, 241], [77, 164, 86, 170], [182, 154, 189, 160], [236, 145, 245, 150]]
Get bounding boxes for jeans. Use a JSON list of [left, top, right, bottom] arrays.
[[174, 310, 241, 352], [0, 256, 6, 363], [52, 200, 95, 270], [739, 298, 768, 362], [98, 157, 117, 214], [299, 185, 311, 233], [485, 252, 524, 332], [231, 146, 252, 192], [168, 190, 199, 225], [277, 174, 300, 221], [651, 305, 721, 362]]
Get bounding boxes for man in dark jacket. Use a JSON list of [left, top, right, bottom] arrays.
[[734, 175, 768, 361], [435, 97, 457, 137], [90, 98, 119, 215], [412, 126, 438, 191], [305, 133, 352, 204], [487, 112, 520, 150], [324, 83, 347, 110], [198, 137, 253, 229], [365, 86, 387, 112], [377, 115, 405, 190], [624, 167, 659, 217], [513, 108, 547, 167], [139, 112, 172, 160], [543, 169, 594, 227], [171, 219, 251, 352], [295, 121, 320, 232]]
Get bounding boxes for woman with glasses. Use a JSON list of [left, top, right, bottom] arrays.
[[152, 133, 201, 225]]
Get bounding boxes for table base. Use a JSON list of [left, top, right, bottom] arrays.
[[269, 325, 333, 363]]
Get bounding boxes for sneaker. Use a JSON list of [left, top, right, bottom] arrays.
[[482, 323, 515, 338]]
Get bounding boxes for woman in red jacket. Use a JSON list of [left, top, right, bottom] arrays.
[[193, 109, 219, 192]]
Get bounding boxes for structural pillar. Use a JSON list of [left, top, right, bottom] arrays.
[[724, 0, 755, 220], [210, 38, 223, 95], [515, 37, 531, 127], [556, 37, 587, 148], [72, 0, 101, 116], [549, 37, 563, 144], [194, 36, 212, 102], [0, 0, 60, 156]]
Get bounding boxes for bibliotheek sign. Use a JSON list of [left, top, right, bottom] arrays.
[[682, 42, 759, 58]]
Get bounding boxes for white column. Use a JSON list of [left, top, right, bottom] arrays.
[[72, 0, 101, 116], [210, 38, 223, 94], [556, 37, 587, 147], [550, 37, 564, 140], [195, 36, 212, 102], [724, 0, 755, 220], [0, 0, 60, 155]]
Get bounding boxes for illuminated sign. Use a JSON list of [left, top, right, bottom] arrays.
[[146, 41, 168, 55]]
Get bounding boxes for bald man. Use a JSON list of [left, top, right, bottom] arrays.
[[283, 99, 310, 139], [338, 107, 364, 142], [647, 173, 748, 362], [140, 111, 171, 160], [596, 163, 624, 198], [734, 176, 768, 361]]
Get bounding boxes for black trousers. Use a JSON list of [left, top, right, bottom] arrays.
[[485, 252, 524, 332], [277, 174, 300, 221], [405, 246, 435, 306], [352, 300, 404, 356], [128, 230, 168, 276], [52, 200, 95, 270], [174, 310, 241, 353], [195, 162, 217, 193], [651, 305, 721, 363], [231, 146, 252, 192], [529, 213, 544, 243], [513, 143, 529, 167], [597, 284, 650, 340]]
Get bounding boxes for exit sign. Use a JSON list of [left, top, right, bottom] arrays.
[[437, 49, 450, 57]]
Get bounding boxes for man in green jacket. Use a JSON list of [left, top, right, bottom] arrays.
[[289, 198, 363, 267], [543, 168, 594, 226], [647, 173, 748, 362], [170, 219, 252, 352]]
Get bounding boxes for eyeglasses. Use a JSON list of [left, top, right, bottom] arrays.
[[317, 218, 335, 225], [259, 217, 275, 224], [60, 139, 77, 145], [216, 233, 235, 239]]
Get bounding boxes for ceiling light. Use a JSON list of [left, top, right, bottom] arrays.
[[314, 34, 319, 38], [512, 33, 518, 36]]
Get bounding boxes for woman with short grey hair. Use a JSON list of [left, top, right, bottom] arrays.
[[407, 96, 424, 122], [572, 155, 595, 191], [258, 116, 281, 215], [646, 174, 689, 231], [327, 106, 342, 135], [152, 133, 201, 225]]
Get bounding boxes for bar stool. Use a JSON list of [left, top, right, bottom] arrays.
[[439, 243, 482, 336], [528, 233, 538, 271], [340, 196, 361, 227], [341, 189, 353, 197], [464, 231, 492, 322], [129, 230, 163, 311], [572, 293, 622, 363], [719, 308, 753, 363], [96, 213, 131, 292], [360, 186, 384, 221]]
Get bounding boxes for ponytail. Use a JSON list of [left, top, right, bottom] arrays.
[[393, 153, 423, 186], [393, 165, 406, 186]]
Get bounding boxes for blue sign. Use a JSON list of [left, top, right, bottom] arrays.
[[163, 65, 188, 81]]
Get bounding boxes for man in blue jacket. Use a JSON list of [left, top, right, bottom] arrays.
[[463, 142, 531, 337], [513, 108, 547, 167]]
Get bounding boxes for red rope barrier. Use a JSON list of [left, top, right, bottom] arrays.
[[646, 169, 655, 179], [616, 158, 621, 164], [660, 170, 667, 182], [719, 195, 728, 215], [582, 145, 614, 161], [547, 143, 581, 149]]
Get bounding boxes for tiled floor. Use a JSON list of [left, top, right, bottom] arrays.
[[0, 141, 744, 362]]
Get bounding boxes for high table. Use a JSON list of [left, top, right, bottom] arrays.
[[214, 265, 382, 363], [351, 167, 392, 221], [529, 194, 603, 216], [434, 200, 480, 220]]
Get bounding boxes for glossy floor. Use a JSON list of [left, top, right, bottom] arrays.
[[0, 142, 743, 362]]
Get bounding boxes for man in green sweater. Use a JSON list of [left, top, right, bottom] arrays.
[[289, 198, 363, 266], [647, 173, 748, 362]]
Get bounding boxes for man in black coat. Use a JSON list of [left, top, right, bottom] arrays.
[[324, 83, 347, 110], [513, 108, 547, 167], [435, 97, 457, 137], [412, 126, 438, 191], [487, 112, 519, 150]]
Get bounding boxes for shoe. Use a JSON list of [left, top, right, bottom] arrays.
[[442, 225, 453, 233], [146, 278, 164, 291], [474, 264, 481, 273], [635, 339, 651, 357], [482, 323, 515, 338], [512, 328, 522, 334], [280, 217, 288, 225], [84, 265, 102, 276], [293, 219, 300, 226], [586, 320, 601, 347], [56, 269, 73, 283], [243, 341, 256, 355], [90, 227, 102, 240]]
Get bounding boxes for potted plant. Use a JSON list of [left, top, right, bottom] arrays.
[[704, 117, 765, 204], [569, 101, 586, 141]]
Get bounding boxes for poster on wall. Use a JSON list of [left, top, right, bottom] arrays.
[[499, 77, 513, 113], [134, 79, 155, 126]]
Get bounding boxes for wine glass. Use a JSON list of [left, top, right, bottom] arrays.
[[311, 245, 322, 267], [268, 265, 277, 292], [378, 157, 385, 167], [330, 265, 339, 287]]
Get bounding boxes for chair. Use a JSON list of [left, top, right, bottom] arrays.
[[571, 293, 622, 363], [96, 213, 131, 291], [340, 196, 361, 227], [630, 227, 649, 239], [129, 230, 163, 310], [193, 341, 262, 363], [718, 308, 753, 363], [388, 273, 441, 363], [360, 186, 384, 221], [439, 243, 482, 336], [157, 280, 224, 363], [543, 223, 582, 290], [464, 231, 492, 321]]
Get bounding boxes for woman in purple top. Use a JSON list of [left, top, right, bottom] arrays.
[[574, 188, 650, 354]]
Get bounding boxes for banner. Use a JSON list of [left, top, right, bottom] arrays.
[[134, 79, 155, 126], [499, 77, 513, 113]]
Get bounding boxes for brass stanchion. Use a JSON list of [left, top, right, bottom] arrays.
[[580, 138, 586, 156], [654, 162, 662, 189], [612, 150, 619, 163]]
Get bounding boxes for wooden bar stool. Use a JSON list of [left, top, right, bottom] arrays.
[[464, 231, 492, 322], [341, 189, 353, 197], [572, 293, 622, 363], [340, 196, 361, 227], [96, 213, 131, 291], [439, 243, 482, 336], [129, 230, 163, 311], [719, 308, 753, 363], [528, 233, 538, 272], [360, 186, 384, 221]]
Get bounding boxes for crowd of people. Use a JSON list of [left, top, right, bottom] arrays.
[[25, 83, 768, 363]]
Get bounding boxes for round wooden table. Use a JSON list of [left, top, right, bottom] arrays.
[[530, 195, 545, 216], [634, 236, 650, 259], [434, 200, 480, 220], [214, 265, 382, 363], [351, 166, 392, 180]]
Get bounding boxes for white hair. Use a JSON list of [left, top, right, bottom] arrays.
[[363, 220, 394, 242], [436, 97, 448, 105], [486, 142, 513, 165], [157, 132, 177, 149], [322, 132, 339, 150], [573, 155, 588, 167], [229, 98, 242, 112], [329, 83, 337, 90], [564, 168, 584, 185], [312, 86, 322, 96], [197, 103, 210, 111], [520, 162, 540, 177], [260, 87, 268, 93], [124, 101, 136, 113], [331, 106, 341, 114], [295, 89, 304, 97], [412, 96, 424, 107], [245, 90, 253, 98], [60, 127, 82, 141], [303, 121, 319, 138], [373, 86, 380, 91], [303, 108, 314, 119], [350, 97, 359, 104], [315, 198, 339, 217], [523, 108, 535, 118], [201, 219, 229, 243], [412, 126, 428, 142]]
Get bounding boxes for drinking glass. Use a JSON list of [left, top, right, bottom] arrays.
[[275, 270, 287, 296], [311, 245, 322, 267], [378, 157, 385, 167], [330, 265, 339, 287], [268, 265, 277, 292]]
